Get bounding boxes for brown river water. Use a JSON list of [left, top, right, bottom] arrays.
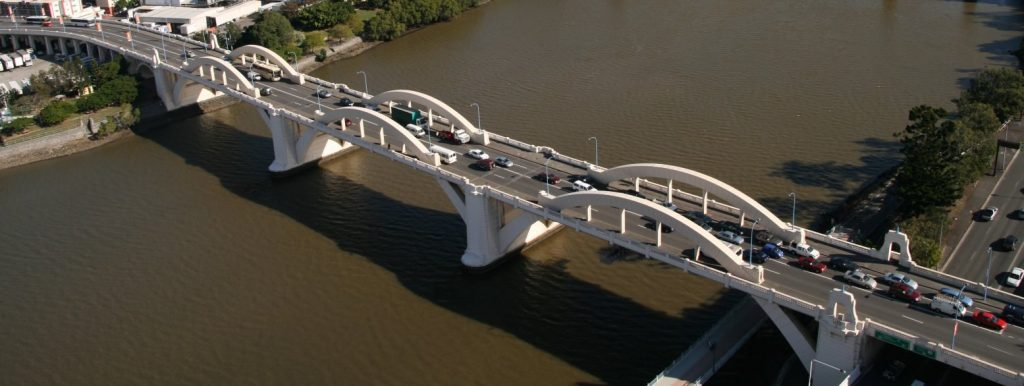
[[1, 1, 1021, 384]]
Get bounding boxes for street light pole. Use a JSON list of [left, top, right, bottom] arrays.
[[356, 70, 368, 94], [545, 157, 553, 195], [789, 192, 797, 230], [985, 247, 993, 301], [749, 218, 759, 265], [588, 136, 599, 167], [315, 84, 323, 114]]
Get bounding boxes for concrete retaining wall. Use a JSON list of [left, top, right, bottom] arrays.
[[0, 121, 88, 162]]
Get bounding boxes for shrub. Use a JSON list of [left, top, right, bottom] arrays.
[[1, 117, 33, 136], [37, 100, 77, 126]]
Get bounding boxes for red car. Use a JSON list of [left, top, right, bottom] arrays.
[[971, 309, 1008, 331], [797, 256, 826, 273], [887, 282, 921, 303], [536, 173, 560, 184]]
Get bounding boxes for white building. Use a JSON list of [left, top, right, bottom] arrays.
[[128, 0, 258, 35], [0, 0, 85, 18]]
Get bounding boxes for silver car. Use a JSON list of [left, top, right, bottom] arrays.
[[842, 270, 877, 290], [715, 230, 744, 245], [878, 272, 918, 290]]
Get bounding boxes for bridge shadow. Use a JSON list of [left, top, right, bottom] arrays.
[[134, 109, 748, 385]]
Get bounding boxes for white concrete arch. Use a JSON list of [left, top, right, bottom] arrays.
[[172, 56, 256, 108], [227, 45, 300, 80], [541, 190, 757, 280], [368, 89, 487, 144], [317, 106, 439, 165], [591, 163, 804, 244]]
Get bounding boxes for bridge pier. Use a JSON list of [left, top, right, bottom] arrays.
[[438, 182, 561, 270], [259, 109, 349, 176]]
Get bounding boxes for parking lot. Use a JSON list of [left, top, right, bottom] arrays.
[[0, 51, 56, 97]]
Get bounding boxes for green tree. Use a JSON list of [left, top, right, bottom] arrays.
[[329, 24, 354, 40], [294, 1, 355, 31], [345, 15, 364, 35], [37, 100, 77, 126], [240, 12, 297, 53], [893, 105, 964, 217], [96, 76, 139, 105], [959, 67, 1024, 122], [218, 22, 243, 49], [363, 10, 406, 41], [75, 93, 109, 113], [90, 55, 125, 86], [302, 31, 327, 54]]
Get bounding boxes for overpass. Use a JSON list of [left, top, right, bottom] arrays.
[[3, 19, 1022, 385]]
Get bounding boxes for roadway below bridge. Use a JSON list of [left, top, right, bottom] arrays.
[[5, 20, 1023, 379]]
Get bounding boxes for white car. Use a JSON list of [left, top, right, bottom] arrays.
[[792, 243, 820, 259], [842, 270, 877, 290], [715, 230, 744, 245], [467, 149, 489, 160], [1007, 267, 1024, 288], [878, 272, 918, 290]]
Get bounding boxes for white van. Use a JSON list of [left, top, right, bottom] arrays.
[[572, 180, 595, 192], [930, 295, 966, 317], [429, 145, 458, 164], [404, 123, 425, 138]]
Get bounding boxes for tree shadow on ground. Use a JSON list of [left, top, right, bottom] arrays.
[[135, 112, 748, 385]]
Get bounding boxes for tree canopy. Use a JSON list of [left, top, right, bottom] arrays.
[[240, 12, 298, 54], [959, 67, 1024, 122]]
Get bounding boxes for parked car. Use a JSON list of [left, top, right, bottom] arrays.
[[878, 272, 919, 290], [494, 156, 513, 168], [536, 173, 560, 184], [938, 287, 974, 308], [474, 159, 495, 171], [1002, 303, 1024, 326], [842, 270, 877, 290], [827, 256, 858, 272], [791, 242, 820, 259], [466, 149, 489, 160], [1007, 267, 1023, 288], [760, 243, 784, 259], [715, 230, 744, 245], [755, 230, 784, 246], [797, 256, 827, 273], [979, 206, 998, 221], [1001, 235, 1019, 251], [887, 282, 921, 303], [971, 309, 1007, 331]]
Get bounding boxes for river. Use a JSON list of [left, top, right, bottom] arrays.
[[1, 1, 1021, 384]]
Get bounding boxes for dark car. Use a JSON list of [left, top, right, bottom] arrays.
[[644, 221, 674, 233], [1001, 235, 1019, 251], [338, 97, 354, 107], [979, 206, 998, 221], [750, 251, 769, 264], [1012, 209, 1024, 220], [316, 89, 332, 98], [887, 282, 921, 303], [259, 87, 273, 96], [797, 256, 826, 273], [1002, 303, 1024, 326], [536, 173, 560, 184], [827, 256, 858, 272], [474, 159, 495, 171], [761, 243, 784, 259], [684, 211, 714, 225], [754, 230, 784, 246]]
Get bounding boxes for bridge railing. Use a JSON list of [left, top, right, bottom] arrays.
[[487, 132, 540, 153], [802, 228, 877, 256], [864, 320, 1023, 386]]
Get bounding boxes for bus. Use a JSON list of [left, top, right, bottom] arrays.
[[67, 18, 96, 27], [25, 16, 51, 24], [252, 62, 282, 81]]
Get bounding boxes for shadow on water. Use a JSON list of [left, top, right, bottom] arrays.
[[136, 112, 746, 385]]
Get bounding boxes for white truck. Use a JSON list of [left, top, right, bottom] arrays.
[[0, 54, 14, 71], [791, 242, 820, 259], [15, 49, 32, 66], [930, 294, 967, 317]]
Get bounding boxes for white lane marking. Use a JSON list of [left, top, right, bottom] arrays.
[[901, 315, 924, 324], [493, 174, 505, 179], [764, 268, 782, 275], [986, 345, 1013, 356]]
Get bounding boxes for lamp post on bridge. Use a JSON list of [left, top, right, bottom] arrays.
[[544, 157, 553, 195], [315, 84, 323, 115], [469, 102, 481, 132], [588, 136, 599, 167], [749, 218, 759, 265], [985, 247, 993, 302], [789, 192, 797, 231], [356, 70, 368, 94]]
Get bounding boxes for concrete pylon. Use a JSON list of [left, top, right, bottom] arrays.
[[260, 109, 301, 174]]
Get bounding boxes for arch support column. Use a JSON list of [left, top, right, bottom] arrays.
[[152, 67, 178, 111], [261, 109, 302, 174]]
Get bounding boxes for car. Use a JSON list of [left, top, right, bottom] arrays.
[[791, 242, 820, 259], [259, 87, 273, 96], [246, 71, 261, 81], [494, 156, 513, 168], [653, 199, 679, 212], [643, 220, 674, 233], [754, 230, 784, 247], [750, 251, 770, 264], [474, 159, 494, 171], [1012, 209, 1024, 220], [41, 20, 53, 27], [536, 173, 560, 184], [842, 270, 877, 290], [979, 206, 998, 221], [971, 309, 1007, 331], [466, 149, 489, 160], [797, 256, 827, 273], [716, 221, 742, 234], [1002, 303, 1024, 326], [338, 97, 354, 107], [344, 119, 353, 127], [938, 287, 974, 308], [760, 243, 784, 259], [877, 272, 918, 290], [1007, 267, 1023, 288], [627, 190, 648, 200], [184, 50, 196, 58], [316, 89, 332, 98], [715, 230, 744, 245], [827, 256, 858, 272], [887, 282, 921, 303], [1001, 235, 1019, 251], [683, 211, 714, 225]]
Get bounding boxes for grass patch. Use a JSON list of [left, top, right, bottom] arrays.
[[356, 9, 378, 22]]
